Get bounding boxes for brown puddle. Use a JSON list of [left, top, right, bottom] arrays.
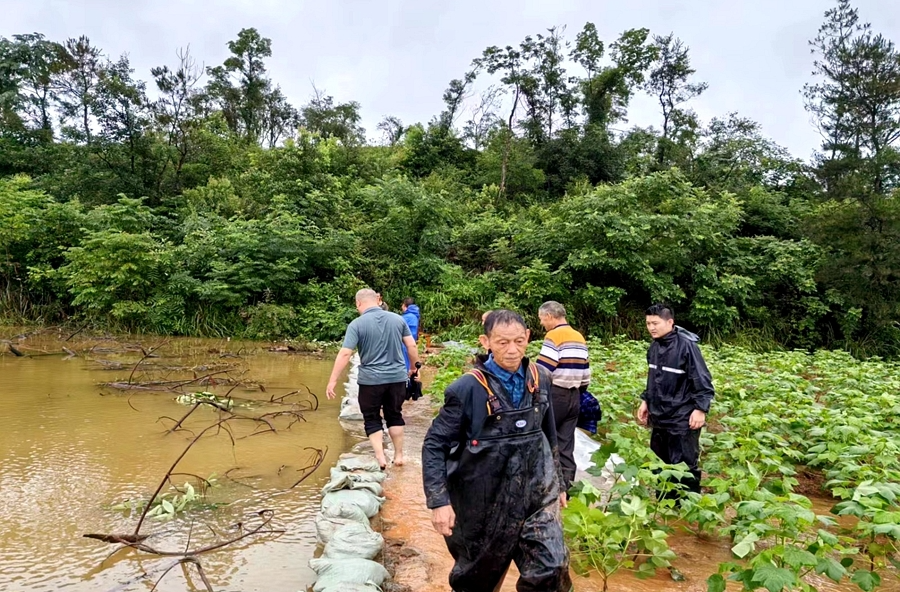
[[381, 395, 900, 592], [0, 329, 353, 592]]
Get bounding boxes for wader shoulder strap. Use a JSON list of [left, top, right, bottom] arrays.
[[468, 369, 503, 416], [526, 363, 540, 393]]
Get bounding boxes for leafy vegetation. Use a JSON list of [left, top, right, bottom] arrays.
[[426, 337, 900, 590], [112, 477, 220, 521], [0, 1, 898, 355]]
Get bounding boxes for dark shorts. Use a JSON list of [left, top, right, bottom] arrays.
[[358, 381, 406, 436]]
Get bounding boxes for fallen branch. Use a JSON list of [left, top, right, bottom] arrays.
[[109, 510, 282, 557], [128, 340, 170, 385], [149, 556, 214, 592], [290, 446, 327, 489]]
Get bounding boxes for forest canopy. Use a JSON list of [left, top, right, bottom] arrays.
[[2, 0, 900, 356]]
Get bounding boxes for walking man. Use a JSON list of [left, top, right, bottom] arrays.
[[537, 301, 591, 495], [422, 310, 572, 592], [637, 304, 715, 496], [327, 289, 420, 469]]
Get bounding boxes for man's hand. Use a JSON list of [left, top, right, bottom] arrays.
[[431, 505, 456, 537], [689, 409, 707, 430], [637, 400, 649, 426], [559, 492, 568, 509], [326, 348, 354, 400]]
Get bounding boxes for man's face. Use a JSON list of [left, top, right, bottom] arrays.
[[479, 322, 530, 372], [401, 304, 408, 312], [538, 313, 556, 331], [646, 315, 674, 339]]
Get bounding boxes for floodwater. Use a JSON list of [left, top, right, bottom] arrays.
[[0, 329, 354, 592]]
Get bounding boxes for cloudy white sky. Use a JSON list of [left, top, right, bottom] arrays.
[[3, 0, 900, 160]]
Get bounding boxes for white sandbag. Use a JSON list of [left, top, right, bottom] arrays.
[[337, 454, 383, 473], [318, 585, 382, 592], [309, 558, 389, 592], [574, 428, 601, 473], [339, 396, 364, 420], [322, 489, 384, 519], [329, 467, 386, 483], [344, 381, 360, 398], [322, 473, 384, 496], [323, 522, 384, 560], [315, 504, 371, 544], [573, 428, 625, 491]]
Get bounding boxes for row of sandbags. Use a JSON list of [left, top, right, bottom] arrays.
[[309, 453, 390, 591], [308, 347, 390, 591]]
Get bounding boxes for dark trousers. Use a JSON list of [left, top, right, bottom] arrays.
[[447, 502, 572, 592], [650, 428, 702, 495], [358, 381, 406, 436], [550, 384, 580, 493]]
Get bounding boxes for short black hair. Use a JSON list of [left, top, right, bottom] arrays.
[[402, 297, 415, 307], [645, 303, 674, 321], [483, 309, 527, 336]]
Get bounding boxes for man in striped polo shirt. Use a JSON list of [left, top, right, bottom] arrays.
[[537, 301, 591, 494]]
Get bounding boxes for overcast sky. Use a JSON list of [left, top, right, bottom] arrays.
[[3, 0, 900, 160]]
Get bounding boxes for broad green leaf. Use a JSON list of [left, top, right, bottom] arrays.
[[731, 532, 759, 558], [751, 564, 797, 592], [850, 570, 881, 592], [815, 557, 846, 582], [707, 573, 726, 592]]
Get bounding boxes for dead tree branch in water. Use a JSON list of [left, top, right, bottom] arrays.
[[84, 404, 318, 558], [127, 340, 169, 385], [268, 384, 320, 410], [149, 556, 215, 592], [103, 369, 238, 393], [290, 446, 327, 489]]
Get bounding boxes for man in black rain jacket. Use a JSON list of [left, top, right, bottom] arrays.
[[637, 303, 715, 495], [422, 310, 572, 592]]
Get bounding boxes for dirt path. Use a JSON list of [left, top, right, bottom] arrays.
[[378, 394, 730, 592]]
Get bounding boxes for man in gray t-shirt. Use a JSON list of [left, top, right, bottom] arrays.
[[327, 288, 420, 469]]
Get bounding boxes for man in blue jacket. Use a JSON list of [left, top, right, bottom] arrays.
[[401, 298, 420, 370], [637, 303, 715, 496]]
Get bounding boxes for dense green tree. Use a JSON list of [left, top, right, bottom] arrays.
[[644, 33, 707, 166], [57, 36, 102, 143], [3, 12, 900, 355], [299, 88, 363, 145]]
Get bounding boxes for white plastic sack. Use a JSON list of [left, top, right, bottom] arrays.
[[330, 467, 386, 484], [315, 504, 371, 544], [309, 557, 389, 592], [322, 473, 384, 496], [318, 585, 382, 592], [322, 489, 384, 519], [339, 396, 364, 420], [574, 428, 601, 473], [337, 454, 383, 473], [323, 522, 384, 560], [573, 428, 625, 490]]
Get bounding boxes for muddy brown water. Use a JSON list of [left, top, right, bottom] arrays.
[[0, 330, 355, 592]]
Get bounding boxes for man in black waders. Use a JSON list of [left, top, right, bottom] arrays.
[[422, 310, 572, 592], [637, 303, 715, 497]]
